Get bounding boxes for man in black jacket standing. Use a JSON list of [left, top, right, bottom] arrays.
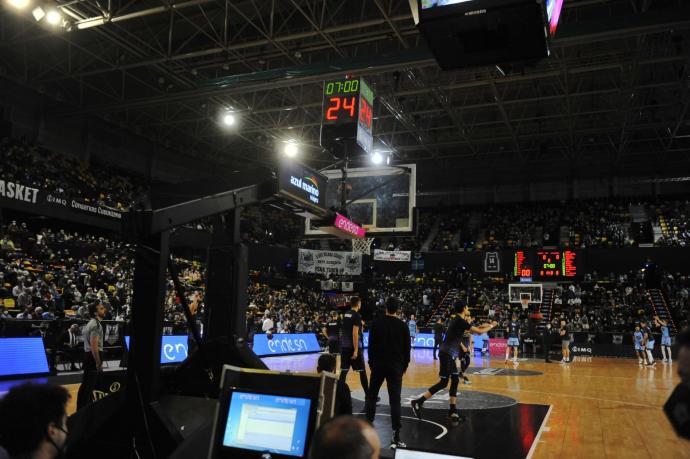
[[365, 296, 410, 449]]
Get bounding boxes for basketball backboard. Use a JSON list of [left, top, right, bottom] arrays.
[[508, 284, 543, 304], [304, 164, 416, 237]]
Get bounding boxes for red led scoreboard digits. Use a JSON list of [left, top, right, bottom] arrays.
[[514, 250, 577, 279], [321, 77, 374, 154], [323, 79, 360, 124], [563, 250, 577, 277], [537, 250, 561, 277]]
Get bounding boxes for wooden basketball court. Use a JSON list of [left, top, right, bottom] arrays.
[[50, 348, 688, 458], [264, 349, 689, 459]]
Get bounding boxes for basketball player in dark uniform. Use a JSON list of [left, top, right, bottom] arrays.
[[459, 314, 473, 385], [340, 298, 369, 394], [433, 318, 444, 360], [411, 303, 497, 423], [322, 311, 340, 354]]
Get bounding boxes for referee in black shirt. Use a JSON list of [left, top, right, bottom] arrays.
[[365, 296, 410, 449]]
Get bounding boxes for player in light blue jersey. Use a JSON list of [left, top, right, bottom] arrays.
[[655, 316, 672, 363], [408, 314, 418, 346], [633, 325, 644, 365], [640, 319, 656, 367]]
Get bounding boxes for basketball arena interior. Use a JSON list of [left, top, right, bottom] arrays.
[[0, 1, 689, 458]]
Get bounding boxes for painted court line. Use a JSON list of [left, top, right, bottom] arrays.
[[526, 404, 553, 459]]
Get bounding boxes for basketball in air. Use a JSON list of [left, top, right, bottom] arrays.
[[267, 332, 273, 340]]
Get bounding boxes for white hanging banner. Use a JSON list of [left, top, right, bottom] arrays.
[[298, 249, 362, 275], [373, 249, 412, 262]]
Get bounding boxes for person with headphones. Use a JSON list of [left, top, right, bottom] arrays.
[[76, 301, 106, 410]]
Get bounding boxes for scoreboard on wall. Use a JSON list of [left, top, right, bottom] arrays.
[[320, 77, 374, 154], [514, 250, 578, 279]]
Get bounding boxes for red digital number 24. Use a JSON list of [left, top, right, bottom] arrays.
[[326, 97, 341, 120]]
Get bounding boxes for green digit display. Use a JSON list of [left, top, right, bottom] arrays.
[[344, 80, 352, 92], [351, 79, 359, 93], [325, 82, 334, 95]]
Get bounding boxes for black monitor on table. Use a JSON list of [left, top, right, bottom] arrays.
[[208, 366, 330, 459]]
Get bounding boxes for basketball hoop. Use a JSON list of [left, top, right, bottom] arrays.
[[352, 237, 374, 255], [520, 298, 530, 311]]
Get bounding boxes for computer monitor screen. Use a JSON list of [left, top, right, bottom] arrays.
[[222, 391, 312, 457], [395, 449, 473, 459], [0, 337, 50, 379]]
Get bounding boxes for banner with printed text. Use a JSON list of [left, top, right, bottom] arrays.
[[373, 249, 412, 262], [298, 249, 362, 275], [0, 177, 122, 221]]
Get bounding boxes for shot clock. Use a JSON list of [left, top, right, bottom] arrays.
[[320, 76, 374, 154]]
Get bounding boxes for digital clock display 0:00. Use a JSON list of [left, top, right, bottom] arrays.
[[325, 79, 359, 95]]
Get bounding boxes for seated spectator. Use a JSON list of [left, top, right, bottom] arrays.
[[0, 383, 70, 459], [317, 353, 352, 416], [309, 416, 380, 459]]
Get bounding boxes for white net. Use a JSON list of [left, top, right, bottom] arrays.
[[351, 237, 374, 255]]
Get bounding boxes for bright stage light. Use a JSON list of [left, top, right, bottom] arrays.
[[371, 151, 384, 165], [7, 0, 31, 9], [283, 140, 299, 158], [32, 6, 45, 21], [222, 112, 236, 127], [45, 10, 61, 26]]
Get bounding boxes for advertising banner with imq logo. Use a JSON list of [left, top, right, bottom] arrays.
[[298, 249, 362, 275], [0, 177, 122, 220]]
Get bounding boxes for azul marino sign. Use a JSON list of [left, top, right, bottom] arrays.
[[276, 159, 328, 214]]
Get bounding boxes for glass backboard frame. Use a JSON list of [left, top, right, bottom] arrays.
[[304, 164, 416, 237]]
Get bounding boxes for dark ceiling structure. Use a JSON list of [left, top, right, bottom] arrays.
[[1, 0, 690, 189]]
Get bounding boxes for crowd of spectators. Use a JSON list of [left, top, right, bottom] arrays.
[[422, 200, 637, 252], [1, 214, 687, 355], [246, 283, 330, 336], [0, 221, 133, 326], [0, 137, 146, 211], [3, 137, 689, 253], [459, 269, 689, 336], [653, 200, 690, 247]]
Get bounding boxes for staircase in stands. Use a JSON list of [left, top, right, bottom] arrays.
[[536, 288, 555, 333], [427, 288, 459, 325], [646, 289, 678, 333]]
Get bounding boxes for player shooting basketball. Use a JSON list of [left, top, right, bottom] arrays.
[[411, 303, 497, 424]]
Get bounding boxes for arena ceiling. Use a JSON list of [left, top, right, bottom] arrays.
[[1, 0, 690, 188]]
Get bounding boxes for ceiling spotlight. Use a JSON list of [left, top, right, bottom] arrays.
[[222, 112, 236, 127], [46, 10, 61, 26], [8, 0, 31, 9], [371, 151, 384, 165], [32, 6, 45, 21], [283, 140, 299, 158]]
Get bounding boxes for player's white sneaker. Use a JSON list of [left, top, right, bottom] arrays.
[[662, 358, 668, 363]]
